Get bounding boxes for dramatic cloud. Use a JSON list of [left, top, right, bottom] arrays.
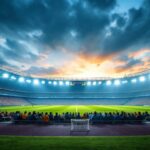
[[25, 66, 58, 77], [102, 0, 150, 54], [0, 0, 149, 78], [86, 0, 116, 10]]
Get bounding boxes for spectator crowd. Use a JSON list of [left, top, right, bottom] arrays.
[[0, 111, 150, 124]]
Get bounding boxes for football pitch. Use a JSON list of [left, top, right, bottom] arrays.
[[0, 106, 150, 150], [0, 105, 150, 113], [0, 136, 150, 150]]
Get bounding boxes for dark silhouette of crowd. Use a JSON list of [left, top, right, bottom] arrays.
[[0, 111, 149, 124]]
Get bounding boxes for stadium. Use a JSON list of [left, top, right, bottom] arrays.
[[0, 0, 150, 150], [0, 68, 150, 149], [0, 69, 150, 106]]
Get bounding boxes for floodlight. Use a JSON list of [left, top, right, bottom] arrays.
[[26, 79, 31, 83], [131, 78, 137, 83], [33, 79, 39, 85], [59, 81, 63, 86], [114, 80, 120, 86], [106, 80, 112, 85], [122, 80, 128, 84], [98, 81, 102, 85], [2, 73, 9, 78], [10, 76, 16, 80], [53, 81, 57, 85], [65, 81, 70, 85], [139, 76, 145, 82], [18, 77, 25, 83], [41, 80, 45, 84], [92, 81, 96, 86], [87, 81, 91, 86], [48, 81, 52, 84]]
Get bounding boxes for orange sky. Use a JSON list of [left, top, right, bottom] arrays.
[[26, 48, 150, 78]]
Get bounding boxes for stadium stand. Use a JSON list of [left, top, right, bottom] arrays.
[[0, 97, 31, 106], [0, 88, 150, 105], [126, 98, 150, 105], [0, 69, 150, 106], [0, 96, 149, 106], [0, 111, 149, 124], [26, 98, 129, 105]]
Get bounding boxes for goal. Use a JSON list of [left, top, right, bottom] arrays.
[[70, 119, 90, 133]]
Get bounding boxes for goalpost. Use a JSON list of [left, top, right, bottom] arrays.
[[70, 119, 90, 133]]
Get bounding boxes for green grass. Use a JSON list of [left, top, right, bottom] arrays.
[[0, 105, 150, 114], [0, 136, 150, 150]]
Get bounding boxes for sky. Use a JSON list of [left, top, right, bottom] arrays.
[[0, 0, 150, 78]]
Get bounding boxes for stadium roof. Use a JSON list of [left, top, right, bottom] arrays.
[[0, 68, 150, 80]]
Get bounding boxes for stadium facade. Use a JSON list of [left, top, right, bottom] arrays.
[[0, 69, 150, 105]]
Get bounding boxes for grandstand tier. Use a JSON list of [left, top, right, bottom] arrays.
[[0, 70, 149, 106], [0, 96, 150, 105]]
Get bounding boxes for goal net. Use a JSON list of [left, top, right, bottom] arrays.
[[71, 119, 90, 132]]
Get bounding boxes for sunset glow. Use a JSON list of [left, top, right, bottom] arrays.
[[0, 0, 149, 78]]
